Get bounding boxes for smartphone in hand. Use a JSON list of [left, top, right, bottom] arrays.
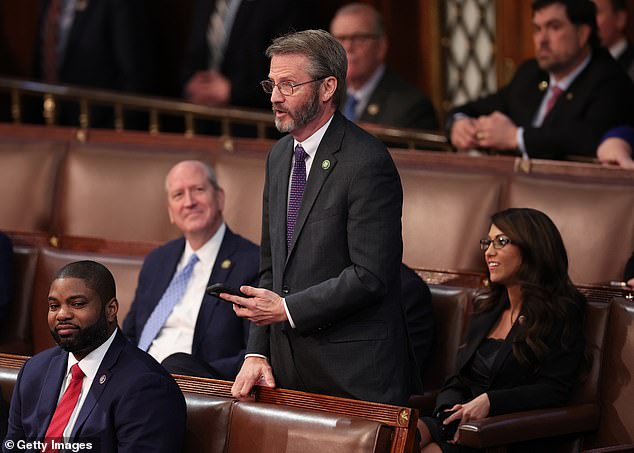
[[206, 283, 251, 299]]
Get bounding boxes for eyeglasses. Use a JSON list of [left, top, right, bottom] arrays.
[[479, 235, 512, 251], [333, 33, 380, 45], [260, 77, 328, 96]]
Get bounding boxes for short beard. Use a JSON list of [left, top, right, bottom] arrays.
[[274, 90, 321, 134], [50, 312, 110, 355]]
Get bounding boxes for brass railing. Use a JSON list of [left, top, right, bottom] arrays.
[[0, 76, 451, 151]]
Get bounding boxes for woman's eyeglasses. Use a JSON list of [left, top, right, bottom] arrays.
[[479, 235, 512, 251]]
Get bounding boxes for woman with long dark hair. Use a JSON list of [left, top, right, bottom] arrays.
[[419, 208, 586, 452]]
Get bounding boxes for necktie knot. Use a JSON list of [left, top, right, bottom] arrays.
[[294, 144, 308, 162], [70, 364, 84, 381]]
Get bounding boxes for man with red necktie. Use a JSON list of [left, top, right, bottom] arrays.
[[4, 261, 186, 453]]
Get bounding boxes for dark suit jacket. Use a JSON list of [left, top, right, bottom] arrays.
[[4, 330, 186, 453], [616, 43, 634, 81], [0, 232, 12, 325], [451, 48, 634, 159], [182, 0, 315, 109], [435, 297, 585, 417], [122, 227, 259, 380], [357, 69, 438, 130], [624, 252, 634, 281], [400, 263, 434, 378], [248, 111, 413, 405]]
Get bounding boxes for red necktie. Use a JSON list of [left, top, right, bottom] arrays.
[[43, 0, 61, 83], [544, 84, 563, 117], [43, 364, 85, 452]]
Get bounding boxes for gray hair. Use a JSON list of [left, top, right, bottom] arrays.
[[266, 29, 348, 107], [165, 160, 220, 192], [334, 3, 385, 36]]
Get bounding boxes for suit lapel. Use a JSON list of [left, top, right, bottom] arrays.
[[271, 138, 293, 259], [70, 331, 126, 439], [36, 351, 68, 439], [192, 228, 237, 352], [285, 114, 343, 261]]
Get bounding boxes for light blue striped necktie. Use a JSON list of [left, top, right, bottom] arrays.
[[137, 253, 199, 351]]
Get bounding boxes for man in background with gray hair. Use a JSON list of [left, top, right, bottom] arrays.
[[224, 30, 416, 405]]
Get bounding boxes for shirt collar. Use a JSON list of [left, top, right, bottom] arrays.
[[293, 114, 335, 159], [609, 39, 628, 59], [549, 53, 591, 91], [183, 222, 226, 267], [347, 65, 386, 102], [67, 328, 118, 380]]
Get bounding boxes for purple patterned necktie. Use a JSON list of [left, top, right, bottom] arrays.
[[287, 144, 308, 250]]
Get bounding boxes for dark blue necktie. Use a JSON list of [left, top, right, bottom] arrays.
[[343, 95, 358, 121]]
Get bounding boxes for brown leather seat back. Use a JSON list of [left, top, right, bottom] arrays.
[[226, 401, 392, 453], [214, 153, 265, 245], [423, 285, 472, 392], [400, 169, 503, 272], [505, 176, 634, 284], [0, 246, 39, 355], [0, 142, 64, 232], [573, 301, 610, 405], [182, 392, 233, 453], [0, 364, 19, 407], [30, 247, 143, 354], [56, 143, 208, 243], [590, 298, 634, 448]]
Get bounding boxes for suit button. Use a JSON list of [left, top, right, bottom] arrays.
[[282, 286, 290, 295]]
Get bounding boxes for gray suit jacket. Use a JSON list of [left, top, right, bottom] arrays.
[[247, 111, 413, 405], [357, 69, 438, 130]]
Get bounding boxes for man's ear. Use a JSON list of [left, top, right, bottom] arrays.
[[321, 76, 338, 102], [105, 297, 119, 322], [576, 23, 591, 48]]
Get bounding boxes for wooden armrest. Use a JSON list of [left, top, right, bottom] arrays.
[[457, 403, 599, 448]]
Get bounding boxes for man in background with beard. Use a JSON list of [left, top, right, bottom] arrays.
[[224, 30, 416, 405], [4, 261, 186, 453]]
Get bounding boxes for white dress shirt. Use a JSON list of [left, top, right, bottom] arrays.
[[147, 223, 226, 363]]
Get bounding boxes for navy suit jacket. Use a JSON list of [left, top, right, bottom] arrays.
[[357, 69, 438, 130], [4, 330, 186, 453], [123, 227, 259, 380], [249, 111, 413, 405], [451, 48, 634, 159]]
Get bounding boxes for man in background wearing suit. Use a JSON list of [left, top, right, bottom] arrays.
[[182, 0, 316, 110], [593, 0, 634, 80], [449, 0, 633, 160], [225, 30, 415, 405], [4, 260, 186, 452], [123, 160, 259, 380], [330, 3, 438, 131]]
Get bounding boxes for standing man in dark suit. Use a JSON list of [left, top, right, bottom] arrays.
[[224, 30, 414, 405], [34, 0, 153, 126], [4, 261, 186, 453], [449, 0, 634, 160], [330, 3, 438, 131], [593, 0, 634, 80], [182, 0, 316, 110], [123, 160, 259, 380]]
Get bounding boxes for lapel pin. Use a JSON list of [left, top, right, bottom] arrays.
[[565, 92, 573, 101], [538, 81, 548, 91], [99, 374, 107, 385], [321, 160, 331, 170], [221, 259, 232, 269], [367, 104, 379, 116]]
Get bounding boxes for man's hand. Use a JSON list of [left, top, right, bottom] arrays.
[[597, 137, 634, 169], [231, 357, 276, 401], [184, 70, 231, 107], [475, 111, 518, 150], [444, 393, 491, 444], [450, 117, 479, 150], [221, 286, 288, 326]]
